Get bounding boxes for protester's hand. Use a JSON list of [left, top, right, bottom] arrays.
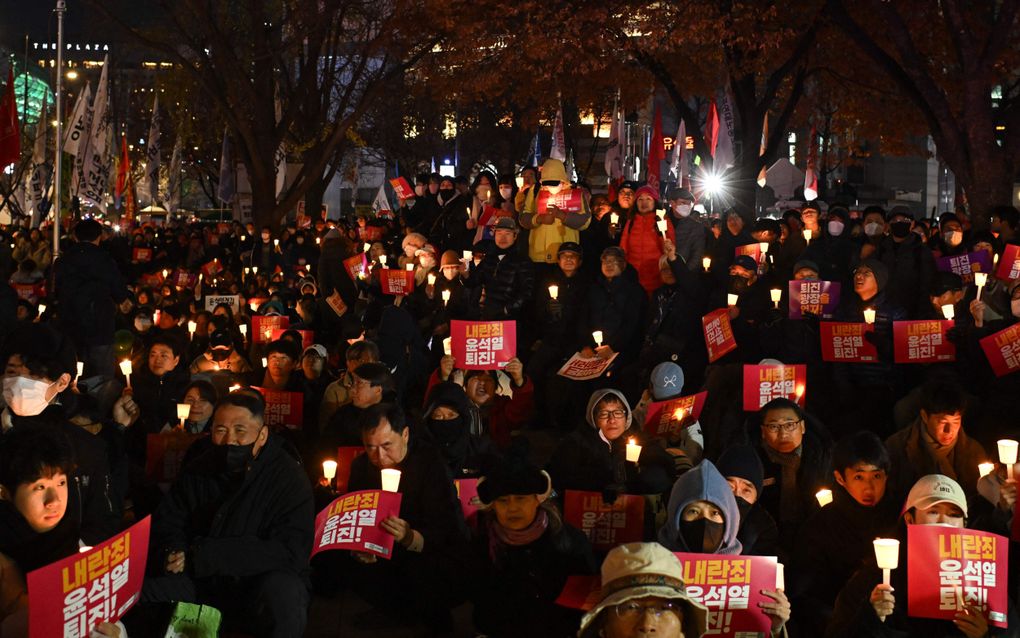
[[504, 357, 525, 387], [970, 299, 986, 328], [1000, 478, 1017, 511], [425, 283, 434, 300], [870, 583, 895, 621], [381, 516, 413, 547], [663, 238, 677, 261], [439, 355, 455, 381], [727, 306, 741, 320], [465, 218, 477, 230], [165, 550, 185, 574], [954, 604, 989, 638], [539, 213, 557, 225], [759, 588, 791, 634], [351, 550, 377, 564], [579, 347, 596, 359], [595, 345, 615, 360], [112, 393, 140, 428], [91, 622, 121, 638], [860, 243, 877, 260]]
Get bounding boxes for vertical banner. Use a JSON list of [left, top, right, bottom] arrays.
[[312, 490, 403, 559], [450, 320, 517, 370], [379, 269, 415, 296], [675, 553, 778, 637], [742, 364, 806, 410], [563, 490, 645, 551], [979, 323, 1020, 377], [27, 517, 151, 637], [994, 244, 1020, 282], [936, 251, 992, 284], [702, 309, 737, 363], [643, 392, 709, 437], [820, 322, 879, 363], [343, 253, 370, 282], [893, 320, 956, 363], [906, 525, 1008, 628], [788, 280, 841, 319], [454, 478, 481, 529], [252, 315, 289, 344], [252, 387, 304, 430]]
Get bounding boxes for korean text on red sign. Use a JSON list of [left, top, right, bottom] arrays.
[[702, 309, 737, 363], [993, 244, 1020, 281], [312, 490, 403, 559], [820, 321, 879, 363], [252, 315, 289, 345], [252, 387, 304, 430], [893, 320, 956, 363], [27, 516, 151, 638], [906, 525, 1008, 628], [675, 552, 779, 637], [741, 364, 806, 411], [563, 490, 645, 551], [556, 352, 618, 381], [979, 322, 1020, 377], [643, 391, 708, 438], [450, 320, 517, 370]]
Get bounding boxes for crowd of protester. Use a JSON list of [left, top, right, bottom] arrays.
[[0, 158, 1019, 637]]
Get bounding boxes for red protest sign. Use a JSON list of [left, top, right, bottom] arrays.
[[200, 259, 223, 278], [343, 253, 369, 283], [131, 247, 152, 263], [735, 243, 766, 268], [820, 321, 879, 363], [907, 525, 1009, 628], [139, 272, 164, 288], [644, 392, 708, 438], [326, 291, 348, 317], [27, 516, 151, 637], [450, 320, 517, 370], [994, 244, 1020, 281], [358, 226, 383, 242], [252, 315, 289, 344], [312, 490, 403, 559], [172, 270, 198, 290], [742, 364, 806, 411], [252, 387, 304, 430], [702, 308, 737, 363], [675, 553, 779, 637], [536, 188, 584, 214], [893, 320, 956, 363], [389, 177, 414, 200], [11, 283, 44, 302], [333, 447, 365, 494], [980, 323, 1020, 377], [556, 352, 618, 381], [145, 431, 202, 483], [454, 478, 480, 529], [563, 490, 645, 551], [379, 268, 415, 296], [271, 327, 314, 350], [555, 575, 602, 611], [788, 280, 841, 319]]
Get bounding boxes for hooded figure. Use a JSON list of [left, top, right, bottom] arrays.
[[420, 381, 499, 479], [519, 158, 592, 264], [658, 460, 743, 555]]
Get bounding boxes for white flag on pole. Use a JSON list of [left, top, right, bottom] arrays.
[[550, 103, 566, 161], [604, 96, 623, 182], [29, 94, 49, 226], [145, 94, 160, 206], [166, 137, 182, 213], [79, 55, 111, 210], [714, 88, 736, 171], [63, 83, 91, 157]]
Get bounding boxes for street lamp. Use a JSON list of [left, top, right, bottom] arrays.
[[65, 69, 78, 81]]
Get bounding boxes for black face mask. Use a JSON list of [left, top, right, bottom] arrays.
[[679, 517, 725, 553], [426, 416, 466, 445], [890, 221, 912, 238], [729, 275, 751, 295], [734, 496, 752, 522], [215, 441, 257, 474], [210, 348, 231, 362], [439, 188, 455, 201]]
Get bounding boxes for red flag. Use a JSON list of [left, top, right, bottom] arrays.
[[646, 106, 664, 191], [804, 125, 818, 199], [116, 135, 130, 203], [0, 68, 21, 168], [703, 99, 719, 159]]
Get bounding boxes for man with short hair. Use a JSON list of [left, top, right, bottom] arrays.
[[666, 187, 706, 270], [874, 205, 937, 318], [318, 340, 380, 431], [322, 362, 393, 449], [466, 217, 535, 320], [142, 392, 314, 637]]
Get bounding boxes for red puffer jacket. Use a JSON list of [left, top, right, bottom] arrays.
[[620, 213, 674, 295]]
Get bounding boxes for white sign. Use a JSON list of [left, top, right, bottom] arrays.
[[205, 295, 241, 313]]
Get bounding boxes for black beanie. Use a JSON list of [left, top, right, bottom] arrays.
[[715, 445, 764, 497], [858, 258, 890, 292], [477, 443, 548, 504]]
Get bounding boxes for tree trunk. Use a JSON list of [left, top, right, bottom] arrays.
[[304, 177, 327, 223]]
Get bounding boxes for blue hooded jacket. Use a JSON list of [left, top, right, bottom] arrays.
[[658, 460, 743, 555]]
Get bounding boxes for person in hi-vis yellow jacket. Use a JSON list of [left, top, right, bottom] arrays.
[[518, 159, 591, 264]]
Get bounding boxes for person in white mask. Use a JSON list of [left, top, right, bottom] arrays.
[[0, 324, 117, 545], [665, 187, 705, 271], [936, 213, 968, 258]]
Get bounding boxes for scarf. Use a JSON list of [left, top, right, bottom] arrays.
[[488, 508, 549, 562], [920, 423, 957, 476], [764, 444, 803, 523]]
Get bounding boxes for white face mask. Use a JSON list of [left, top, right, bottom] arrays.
[[827, 220, 845, 237], [3, 376, 56, 417], [1011, 299, 1020, 318], [545, 184, 563, 195], [499, 187, 512, 200], [674, 203, 692, 217], [945, 231, 963, 247], [864, 222, 884, 237]]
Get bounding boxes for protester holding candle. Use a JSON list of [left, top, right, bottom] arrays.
[[618, 185, 674, 295], [519, 158, 592, 265], [581, 247, 646, 370]]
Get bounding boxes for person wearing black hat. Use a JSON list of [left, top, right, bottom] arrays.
[[666, 187, 706, 271], [190, 329, 252, 374], [710, 253, 771, 362], [932, 213, 968, 259], [470, 448, 596, 637], [611, 180, 640, 218], [801, 205, 856, 285], [872, 205, 937, 318], [465, 216, 536, 322], [716, 444, 780, 558], [420, 381, 500, 479], [582, 246, 647, 369]]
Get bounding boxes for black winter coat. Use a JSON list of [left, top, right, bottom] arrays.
[[585, 268, 646, 362], [467, 246, 536, 320], [548, 426, 675, 499], [53, 241, 130, 347]]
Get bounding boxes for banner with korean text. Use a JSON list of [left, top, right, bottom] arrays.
[[937, 251, 992, 284], [252, 315, 289, 344], [389, 177, 414, 200], [742, 364, 806, 410], [556, 352, 618, 381], [450, 320, 516, 370], [994, 244, 1020, 281], [343, 253, 369, 282], [454, 478, 481, 529], [312, 490, 402, 559], [563, 490, 645, 551], [893, 320, 955, 363], [379, 269, 414, 296], [788, 280, 840, 319], [702, 309, 737, 363], [252, 387, 303, 430], [643, 392, 708, 438], [979, 323, 1020, 377], [820, 321, 878, 363]]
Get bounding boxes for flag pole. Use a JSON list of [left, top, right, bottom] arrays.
[[53, 0, 65, 257]]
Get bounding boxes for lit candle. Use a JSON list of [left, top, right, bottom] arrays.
[[941, 304, 955, 321], [427, 273, 437, 286], [776, 563, 785, 590], [997, 439, 1018, 480], [273, 239, 280, 247], [405, 263, 415, 272], [975, 271, 988, 301], [443, 337, 452, 356], [176, 403, 191, 428], [803, 229, 812, 243], [592, 330, 603, 347], [759, 241, 769, 254], [37, 303, 46, 315], [249, 300, 259, 312], [727, 293, 738, 307], [673, 407, 686, 421], [656, 219, 667, 236], [162, 269, 169, 278], [873, 538, 900, 591], [610, 212, 620, 226], [76, 361, 84, 381], [363, 242, 371, 253], [261, 357, 268, 368], [702, 256, 711, 272], [515, 176, 524, 189], [625, 438, 642, 463], [229, 384, 242, 393], [656, 209, 665, 220], [119, 360, 132, 388], [770, 288, 781, 308], [441, 289, 451, 305], [863, 308, 876, 324], [381, 468, 402, 492], [244, 267, 250, 276], [462, 250, 472, 261], [815, 489, 833, 507], [241, 235, 247, 242], [315, 237, 321, 245], [252, 266, 259, 275], [548, 284, 559, 300], [379, 254, 388, 267], [187, 320, 197, 335], [78, 545, 92, 554], [305, 264, 312, 272], [322, 460, 337, 481], [979, 462, 996, 478], [264, 329, 272, 341], [239, 324, 248, 337]]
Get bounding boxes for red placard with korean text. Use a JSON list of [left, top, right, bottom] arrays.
[[252, 315, 289, 344], [702, 308, 737, 363], [252, 387, 304, 430], [788, 280, 840, 319], [27, 517, 151, 638], [450, 320, 517, 370], [994, 244, 1020, 282], [271, 328, 314, 350], [389, 177, 414, 200], [132, 247, 152, 262], [643, 392, 708, 437], [820, 322, 879, 363], [200, 259, 223, 278], [907, 525, 1008, 628], [536, 188, 584, 214], [556, 352, 618, 381], [742, 364, 806, 410], [326, 291, 348, 317], [454, 478, 481, 529], [139, 272, 164, 288], [312, 490, 403, 559], [380, 268, 415, 295], [11, 283, 44, 303], [334, 447, 365, 495], [172, 270, 198, 290], [893, 320, 956, 363], [145, 431, 202, 483], [358, 225, 383, 242], [343, 253, 369, 282], [563, 490, 645, 551], [980, 323, 1020, 377], [735, 243, 766, 268]]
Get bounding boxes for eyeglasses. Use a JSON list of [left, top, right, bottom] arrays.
[[763, 419, 802, 434], [613, 601, 681, 620], [596, 409, 627, 421]]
